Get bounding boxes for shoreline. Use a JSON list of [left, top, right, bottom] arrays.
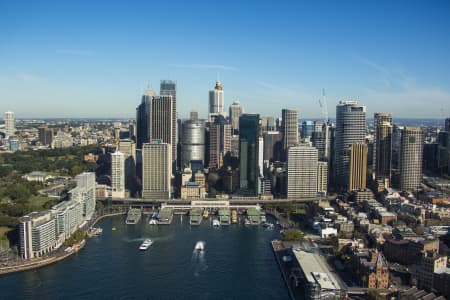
[[0, 211, 125, 276]]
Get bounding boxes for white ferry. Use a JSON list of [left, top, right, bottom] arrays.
[[212, 219, 220, 227], [194, 241, 205, 251], [139, 239, 153, 251]]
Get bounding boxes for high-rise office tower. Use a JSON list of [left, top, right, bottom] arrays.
[[208, 115, 231, 168], [317, 161, 328, 196], [239, 114, 260, 196], [160, 80, 178, 167], [445, 117, 450, 132], [281, 109, 299, 158], [335, 100, 367, 190], [119, 139, 137, 194], [263, 131, 283, 162], [150, 95, 175, 170], [312, 122, 331, 161], [38, 125, 54, 146], [136, 87, 154, 149], [181, 117, 205, 168], [229, 100, 243, 134], [287, 146, 318, 199], [374, 113, 393, 191], [301, 120, 314, 139], [142, 141, 171, 199], [4, 111, 15, 138], [400, 127, 423, 191], [260, 116, 276, 133], [209, 81, 224, 116], [111, 151, 125, 198], [349, 144, 368, 191]]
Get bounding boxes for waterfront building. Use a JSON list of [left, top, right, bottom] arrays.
[[374, 113, 393, 191], [181, 118, 205, 168], [19, 211, 57, 260], [4, 111, 15, 138], [349, 144, 368, 191], [70, 172, 96, 221], [281, 108, 299, 158], [263, 131, 282, 162], [111, 151, 125, 198], [400, 127, 424, 191], [208, 81, 224, 119], [180, 182, 206, 199], [287, 145, 318, 199], [317, 161, 328, 196], [229, 100, 242, 134], [334, 100, 366, 190], [239, 114, 260, 196], [142, 141, 171, 199], [38, 125, 54, 146], [291, 248, 345, 299], [160, 80, 178, 167], [136, 86, 154, 149], [51, 199, 83, 242], [208, 115, 231, 169]]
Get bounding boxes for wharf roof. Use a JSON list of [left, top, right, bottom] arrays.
[[292, 249, 342, 291]]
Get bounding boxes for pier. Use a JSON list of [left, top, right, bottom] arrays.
[[157, 207, 173, 225], [218, 208, 230, 225], [247, 208, 260, 225], [125, 208, 142, 224], [189, 208, 202, 226]]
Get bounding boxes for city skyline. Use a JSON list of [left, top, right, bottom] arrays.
[[1, 1, 450, 119]]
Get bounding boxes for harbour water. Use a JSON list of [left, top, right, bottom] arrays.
[[0, 215, 290, 299]]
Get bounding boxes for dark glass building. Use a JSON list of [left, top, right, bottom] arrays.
[[239, 114, 260, 196]]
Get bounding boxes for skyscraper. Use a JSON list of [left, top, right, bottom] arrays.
[[181, 117, 205, 168], [400, 127, 423, 191], [445, 117, 450, 132], [150, 95, 175, 170], [142, 141, 171, 199], [263, 131, 283, 162], [317, 161, 328, 196], [208, 81, 224, 119], [335, 100, 367, 190], [281, 108, 299, 158], [111, 151, 125, 198], [287, 145, 318, 199], [239, 114, 260, 195], [69, 172, 96, 221], [4, 111, 15, 138], [349, 144, 368, 191], [208, 115, 231, 168], [136, 87, 153, 149], [374, 113, 393, 190], [118, 139, 137, 195], [160, 80, 178, 167], [38, 125, 53, 146], [229, 100, 243, 134]]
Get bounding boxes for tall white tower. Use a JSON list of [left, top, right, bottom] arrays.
[[111, 151, 125, 198], [209, 81, 224, 120], [4, 111, 15, 138]]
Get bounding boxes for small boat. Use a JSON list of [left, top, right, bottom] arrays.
[[212, 219, 220, 227], [139, 239, 153, 251], [149, 219, 157, 225], [282, 255, 292, 262], [203, 210, 209, 219], [194, 241, 205, 251], [263, 222, 274, 230], [112, 227, 117, 231]]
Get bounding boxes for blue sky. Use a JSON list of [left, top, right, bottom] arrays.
[[1, 0, 449, 119]]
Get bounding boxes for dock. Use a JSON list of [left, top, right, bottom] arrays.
[[218, 208, 231, 225], [247, 207, 260, 225], [189, 208, 202, 226], [125, 208, 142, 224], [157, 207, 173, 225]]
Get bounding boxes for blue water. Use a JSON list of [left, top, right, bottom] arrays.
[[0, 215, 290, 299]]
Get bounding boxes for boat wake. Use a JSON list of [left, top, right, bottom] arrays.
[[191, 241, 207, 276]]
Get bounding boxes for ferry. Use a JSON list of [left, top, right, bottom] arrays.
[[212, 219, 220, 227], [139, 239, 153, 251], [194, 241, 205, 251], [203, 210, 209, 219], [231, 210, 238, 224]]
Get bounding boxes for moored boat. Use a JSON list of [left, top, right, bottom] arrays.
[[139, 239, 153, 251]]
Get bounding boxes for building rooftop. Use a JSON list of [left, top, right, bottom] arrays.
[[292, 249, 342, 291]]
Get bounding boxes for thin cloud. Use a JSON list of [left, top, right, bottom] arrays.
[[56, 49, 93, 55], [170, 64, 237, 71]]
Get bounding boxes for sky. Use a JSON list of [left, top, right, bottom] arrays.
[[1, 0, 450, 119]]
